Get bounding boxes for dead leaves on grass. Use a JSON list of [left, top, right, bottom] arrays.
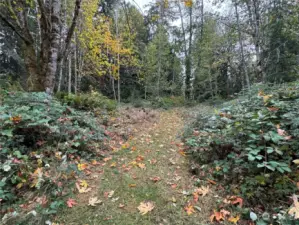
[[88, 197, 102, 207], [137, 201, 155, 215], [150, 176, 161, 183]]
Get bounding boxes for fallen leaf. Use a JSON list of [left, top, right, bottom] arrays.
[[263, 95, 272, 103], [78, 163, 88, 171], [88, 197, 102, 206], [149, 159, 157, 164], [66, 198, 77, 208], [277, 128, 286, 136], [131, 146, 137, 151], [289, 195, 299, 219], [293, 159, 299, 165], [111, 197, 119, 202], [220, 209, 230, 217], [110, 162, 117, 167], [184, 203, 195, 215], [193, 192, 199, 202], [129, 184, 137, 187], [207, 179, 217, 185], [108, 191, 114, 198], [103, 156, 112, 162], [267, 107, 279, 112], [178, 149, 186, 156], [119, 203, 125, 208], [91, 160, 98, 165], [80, 180, 88, 188], [76, 182, 92, 193], [228, 215, 240, 224], [136, 155, 144, 162], [137, 163, 146, 169], [195, 186, 210, 196], [210, 210, 224, 222], [230, 196, 243, 208], [150, 177, 161, 183], [171, 184, 177, 189], [138, 201, 155, 215]]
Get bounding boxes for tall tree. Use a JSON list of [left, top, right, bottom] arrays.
[[0, 0, 82, 92]]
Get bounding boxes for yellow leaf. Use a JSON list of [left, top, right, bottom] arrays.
[[80, 180, 88, 188], [129, 184, 137, 187], [110, 162, 117, 167], [184, 203, 195, 215], [137, 163, 146, 169], [137, 201, 155, 215], [263, 95, 273, 103], [78, 163, 88, 171], [228, 215, 240, 224]]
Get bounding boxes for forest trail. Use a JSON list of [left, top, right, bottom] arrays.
[[58, 108, 216, 225]]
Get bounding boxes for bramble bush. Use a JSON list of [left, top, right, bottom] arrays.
[[0, 90, 107, 223], [184, 82, 299, 221], [55, 91, 117, 111]]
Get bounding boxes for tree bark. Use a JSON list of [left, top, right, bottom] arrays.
[[68, 55, 72, 94], [234, 1, 250, 90]]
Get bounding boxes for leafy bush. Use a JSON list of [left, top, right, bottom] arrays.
[[56, 91, 117, 111], [184, 83, 299, 211], [152, 96, 185, 108], [0, 90, 106, 219]]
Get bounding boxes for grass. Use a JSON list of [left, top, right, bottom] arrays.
[[56, 109, 216, 225]]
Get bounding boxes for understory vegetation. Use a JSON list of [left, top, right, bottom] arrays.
[[0, 90, 110, 224], [1, 0, 299, 224], [184, 82, 299, 224]]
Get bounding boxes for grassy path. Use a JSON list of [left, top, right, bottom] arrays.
[[58, 109, 214, 225]]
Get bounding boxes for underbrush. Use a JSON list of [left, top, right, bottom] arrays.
[[184, 82, 299, 223], [55, 91, 117, 111], [0, 91, 108, 224], [151, 96, 186, 108]]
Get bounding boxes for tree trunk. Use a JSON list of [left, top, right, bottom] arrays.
[[44, 0, 61, 93], [57, 59, 64, 92], [74, 47, 77, 94], [68, 55, 72, 94], [234, 1, 250, 90], [24, 43, 43, 91]]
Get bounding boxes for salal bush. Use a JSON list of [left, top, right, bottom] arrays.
[[185, 82, 299, 206], [0, 91, 105, 205]]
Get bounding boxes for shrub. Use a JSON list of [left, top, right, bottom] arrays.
[[0, 90, 106, 217], [184, 82, 299, 210], [152, 96, 185, 108], [56, 91, 117, 111]]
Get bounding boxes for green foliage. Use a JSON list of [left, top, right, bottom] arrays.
[[152, 96, 185, 108], [0, 90, 106, 218], [56, 91, 117, 111], [185, 82, 299, 211]]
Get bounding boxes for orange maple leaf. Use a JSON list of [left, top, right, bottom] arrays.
[[210, 210, 224, 222], [230, 196, 243, 207], [184, 203, 195, 215]]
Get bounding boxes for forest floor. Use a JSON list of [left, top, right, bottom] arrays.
[[57, 107, 219, 225]]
